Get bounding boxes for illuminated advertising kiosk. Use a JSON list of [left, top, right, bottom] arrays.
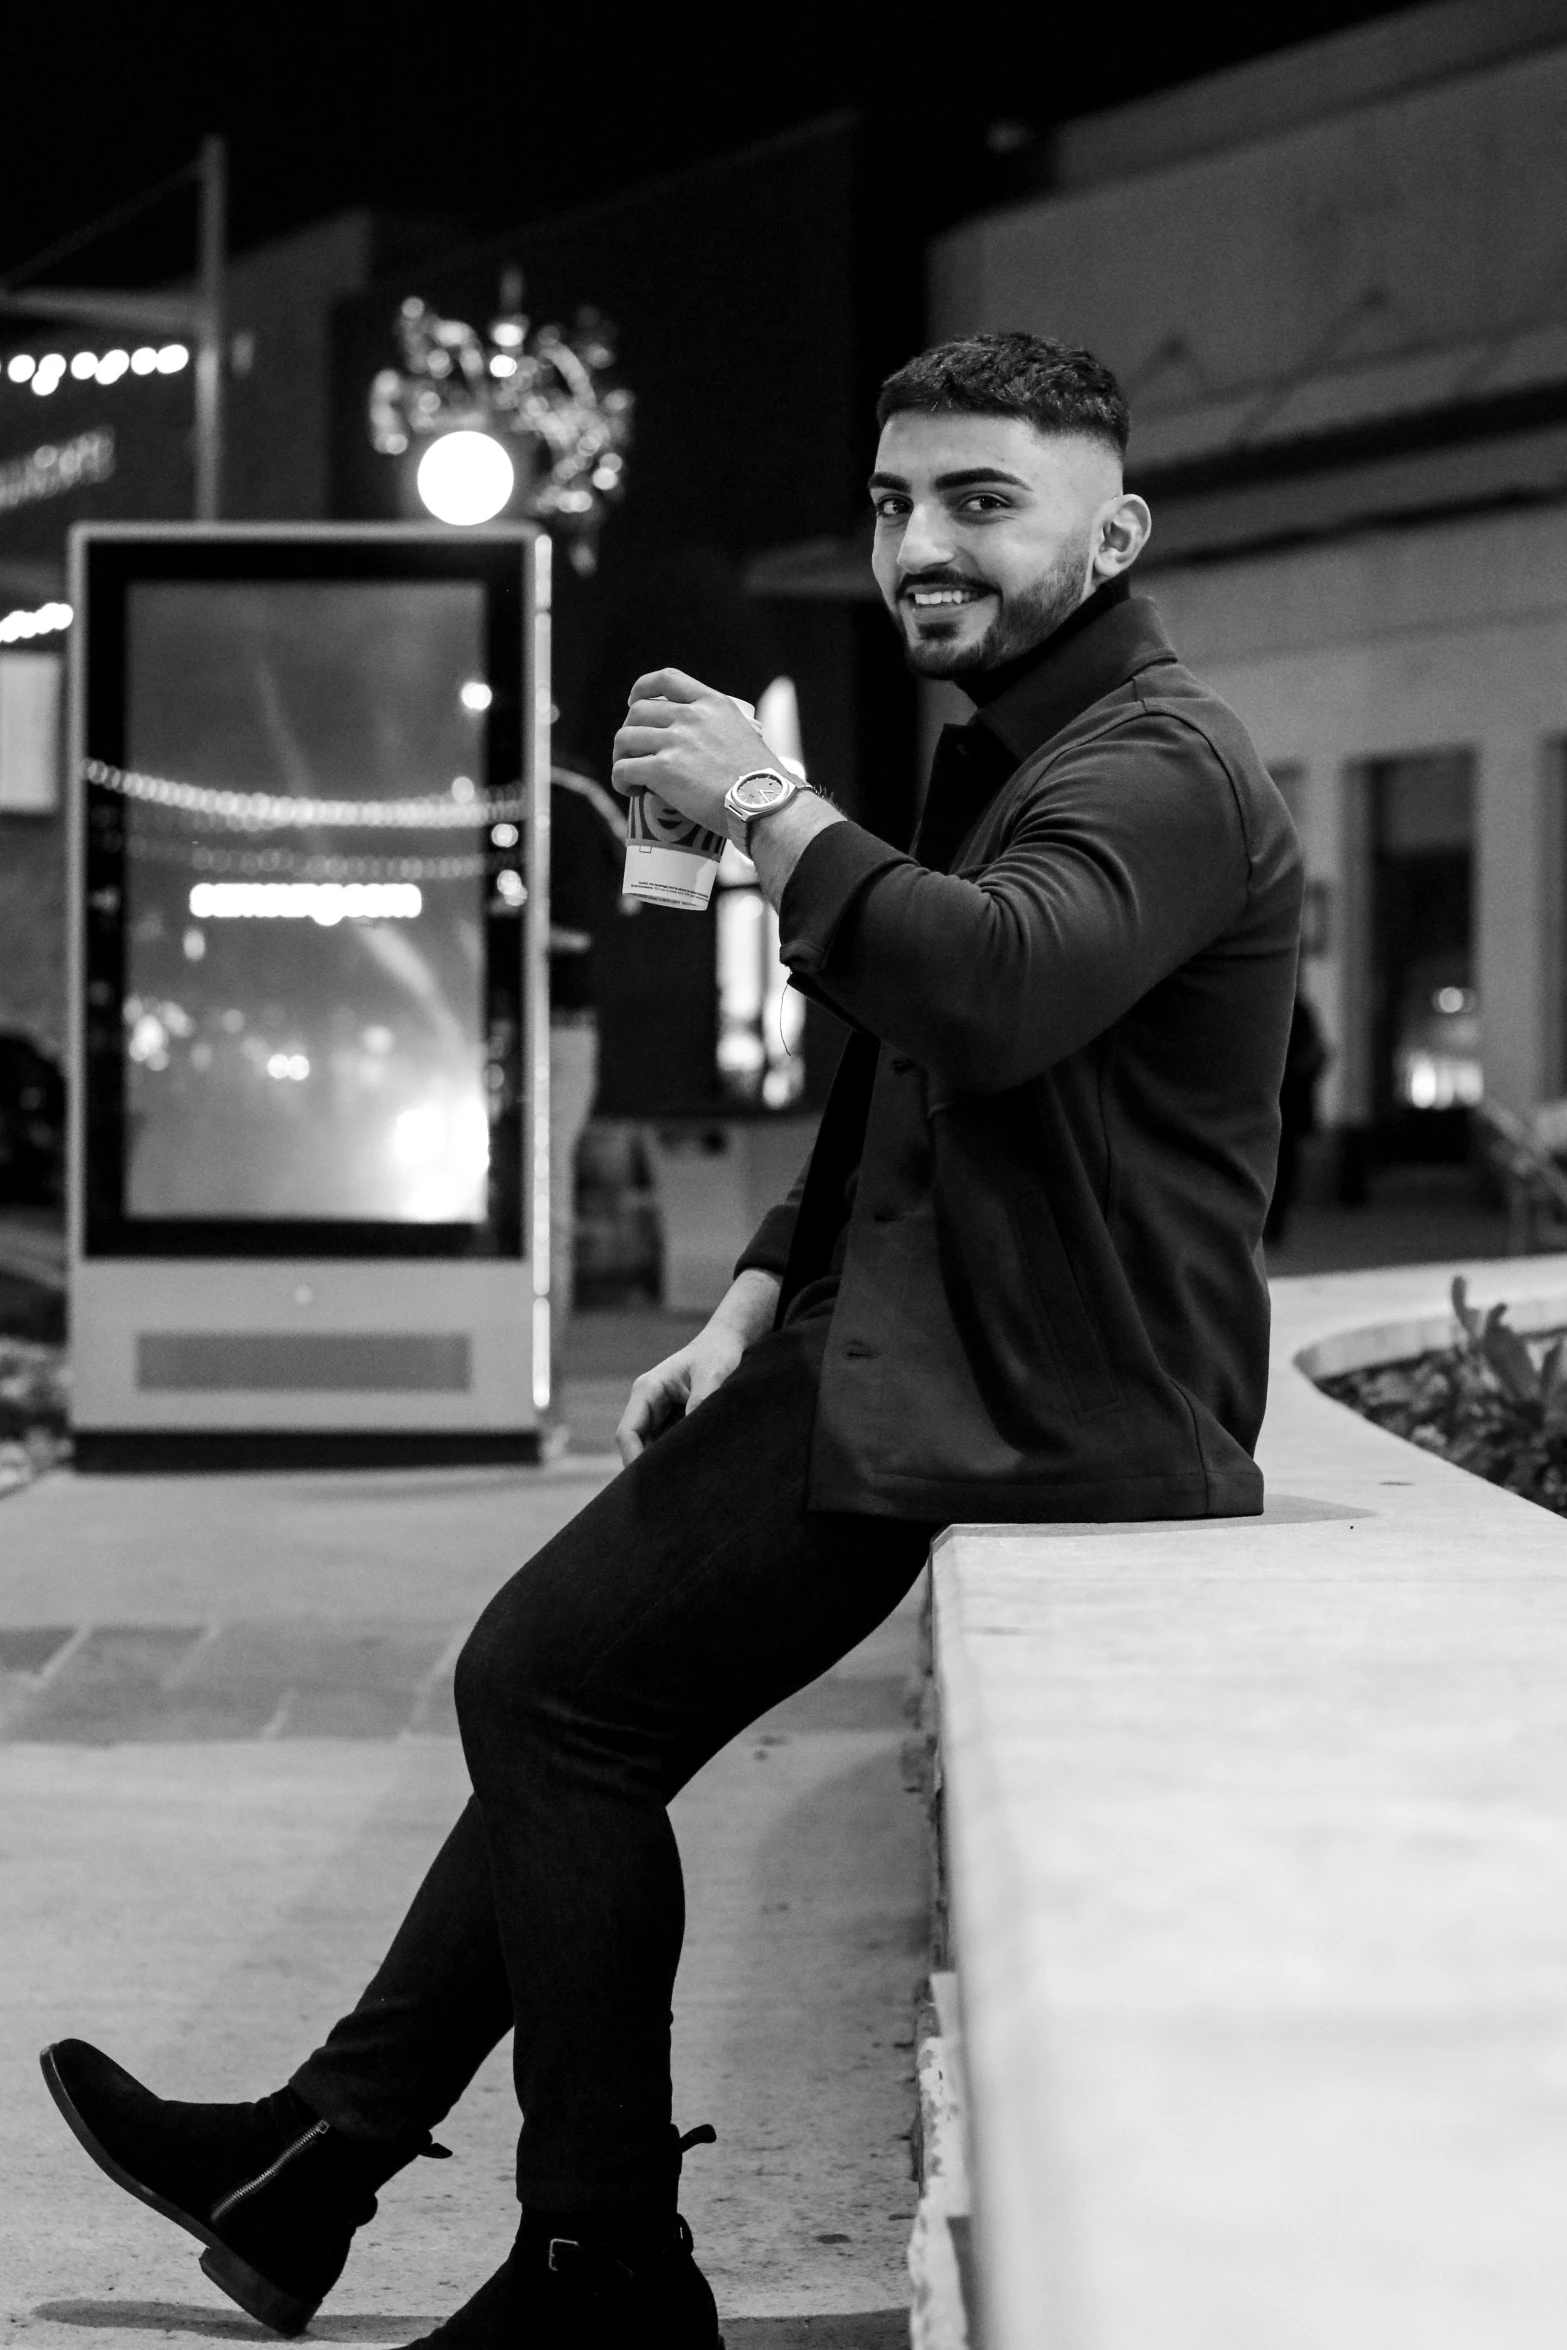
[[67, 523, 552, 1467]]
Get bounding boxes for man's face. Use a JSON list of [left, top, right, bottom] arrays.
[[869, 412, 1131, 680]]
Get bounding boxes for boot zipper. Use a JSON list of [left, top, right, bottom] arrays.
[[210, 2118, 329, 2222]]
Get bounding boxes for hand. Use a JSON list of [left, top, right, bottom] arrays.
[[615, 1325, 747, 1465], [611, 668, 776, 836], [614, 1267, 780, 1465]]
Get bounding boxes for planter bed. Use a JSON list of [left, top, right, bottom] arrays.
[[1320, 1274, 1567, 1515]]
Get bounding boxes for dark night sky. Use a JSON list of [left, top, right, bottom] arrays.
[[3, 0, 1422, 289]]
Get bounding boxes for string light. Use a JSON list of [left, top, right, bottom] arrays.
[[3, 344, 188, 396], [125, 833, 512, 885], [83, 755, 527, 830], [86, 755, 579, 893], [0, 600, 72, 644]]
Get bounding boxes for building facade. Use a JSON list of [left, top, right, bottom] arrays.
[[929, 0, 1567, 1184]]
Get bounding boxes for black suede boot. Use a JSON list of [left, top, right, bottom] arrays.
[[400, 2215, 722, 2350], [400, 2128, 722, 2350], [40, 2039, 445, 2335]]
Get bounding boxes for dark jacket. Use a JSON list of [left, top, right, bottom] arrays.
[[736, 585, 1302, 1523]]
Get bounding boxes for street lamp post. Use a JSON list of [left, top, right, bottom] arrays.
[[194, 136, 226, 523]]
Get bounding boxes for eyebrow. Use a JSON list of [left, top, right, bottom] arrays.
[[867, 467, 1032, 492]]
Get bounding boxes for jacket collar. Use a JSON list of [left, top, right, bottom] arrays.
[[910, 579, 1179, 874], [968, 578, 1178, 767]]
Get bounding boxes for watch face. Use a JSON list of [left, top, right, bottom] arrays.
[[735, 772, 789, 812]]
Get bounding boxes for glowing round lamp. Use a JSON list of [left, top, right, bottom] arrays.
[[415, 431, 515, 526]]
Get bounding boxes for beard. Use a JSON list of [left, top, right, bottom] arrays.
[[892, 533, 1093, 680]]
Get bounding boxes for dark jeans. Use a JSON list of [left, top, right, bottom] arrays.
[[292, 1315, 934, 2212]]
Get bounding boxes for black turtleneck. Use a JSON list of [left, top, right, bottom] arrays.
[[958, 572, 1132, 711], [911, 575, 1158, 880]]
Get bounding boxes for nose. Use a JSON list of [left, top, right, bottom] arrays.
[[896, 498, 958, 577]]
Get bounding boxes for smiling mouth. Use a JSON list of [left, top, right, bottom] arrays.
[[902, 585, 986, 611], [903, 584, 990, 611]]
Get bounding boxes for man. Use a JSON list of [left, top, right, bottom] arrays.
[[40, 334, 1300, 2349]]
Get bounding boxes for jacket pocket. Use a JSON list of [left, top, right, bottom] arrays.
[[1007, 1188, 1123, 1417]]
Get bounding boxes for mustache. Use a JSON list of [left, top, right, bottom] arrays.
[[896, 570, 993, 601]]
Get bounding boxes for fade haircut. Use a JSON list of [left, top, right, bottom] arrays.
[[876, 331, 1130, 459]]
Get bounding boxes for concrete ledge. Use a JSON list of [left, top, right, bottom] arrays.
[[926, 1254, 1567, 2350]]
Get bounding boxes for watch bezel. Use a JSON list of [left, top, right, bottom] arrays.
[[730, 768, 794, 813]]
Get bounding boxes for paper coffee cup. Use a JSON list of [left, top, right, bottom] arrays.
[[620, 694, 757, 912], [622, 790, 727, 910]]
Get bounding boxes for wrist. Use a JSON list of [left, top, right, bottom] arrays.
[[709, 1267, 781, 1345], [747, 791, 845, 904]]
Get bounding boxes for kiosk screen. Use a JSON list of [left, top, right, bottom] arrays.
[[120, 580, 493, 1223]]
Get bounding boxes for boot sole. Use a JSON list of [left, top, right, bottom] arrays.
[[38, 2045, 317, 2336]]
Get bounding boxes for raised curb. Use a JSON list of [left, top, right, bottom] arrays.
[[927, 1253, 1567, 2350]]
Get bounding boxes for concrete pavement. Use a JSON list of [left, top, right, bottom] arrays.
[[0, 1419, 924, 2347]]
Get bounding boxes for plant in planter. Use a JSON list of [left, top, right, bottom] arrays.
[[1320, 1277, 1567, 1515]]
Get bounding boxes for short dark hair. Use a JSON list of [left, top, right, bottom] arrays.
[[876, 331, 1130, 457]]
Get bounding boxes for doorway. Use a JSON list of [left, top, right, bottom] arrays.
[[1364, 751, 1478, 1164]]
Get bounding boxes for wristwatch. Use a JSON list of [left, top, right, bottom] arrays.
[[723, 767, 809, 855]]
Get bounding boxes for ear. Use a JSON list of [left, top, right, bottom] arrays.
[[1090, 492, 1152, 581]]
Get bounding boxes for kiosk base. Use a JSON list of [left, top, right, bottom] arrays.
[[68, 1259, 540, 1463], [72, 1426, 545, 1474]]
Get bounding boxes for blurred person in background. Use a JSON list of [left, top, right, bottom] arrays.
[[1265, 990, 1328, 1247], [541, 758, 626, 1458]]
